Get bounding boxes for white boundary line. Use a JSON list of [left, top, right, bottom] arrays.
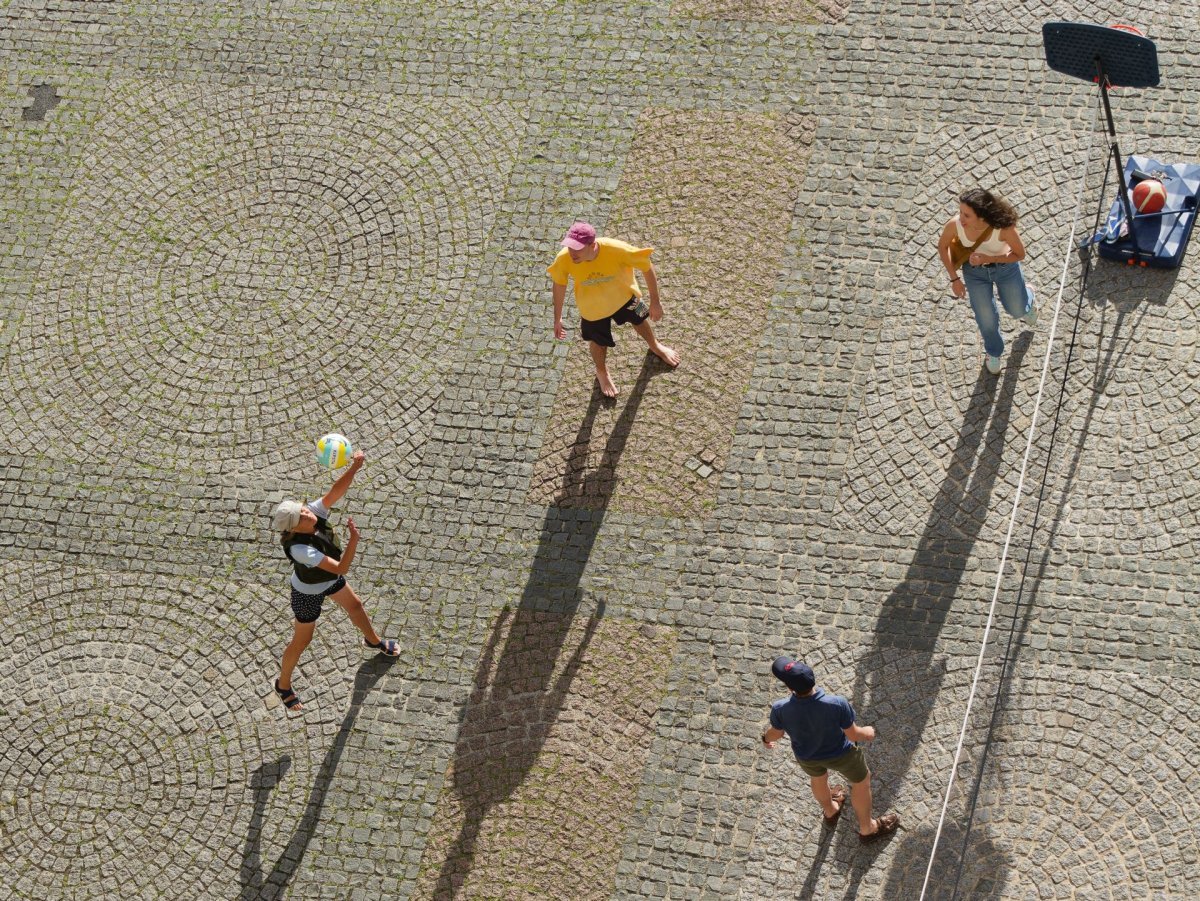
[[917, 97, 1101, 900]]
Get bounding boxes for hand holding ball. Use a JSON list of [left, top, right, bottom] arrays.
[[316, 433, 353, 469]]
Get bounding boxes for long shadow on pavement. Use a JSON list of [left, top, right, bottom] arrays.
[[239, 655, 397, 901], [877, 277, 1154, 898], [428, 355, 666, 899], [825, 334, 1030, 899], [918, 298, 1152, 900]]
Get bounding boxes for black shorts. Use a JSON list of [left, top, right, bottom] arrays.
[[290, 576, 347, 624], [580, 296, 649, 347]]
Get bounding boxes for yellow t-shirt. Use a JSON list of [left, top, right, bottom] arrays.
[[547, 237, 654, 321]]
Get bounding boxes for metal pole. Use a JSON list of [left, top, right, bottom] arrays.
[[1097, 60, 1136, 232]]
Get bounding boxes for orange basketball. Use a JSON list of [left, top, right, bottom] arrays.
[[1132, 179, 1167, 214]]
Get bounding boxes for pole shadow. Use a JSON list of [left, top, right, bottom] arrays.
[[428, 354, 668, 899], [239, 655, 397, 901], [880, 823, 1011, 900], [880, 255, 1153, 896]]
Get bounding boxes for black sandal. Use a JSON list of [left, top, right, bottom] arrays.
[[363, 637, 400, 657], [274, 680, 302, 712]]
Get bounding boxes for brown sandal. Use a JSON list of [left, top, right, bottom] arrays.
[[859, 812, 900, 843], [823, 787, 847, 830]]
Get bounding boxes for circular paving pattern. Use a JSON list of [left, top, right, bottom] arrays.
[[0, 566, 355, 900], [527, 109, 807, 517], [3, 83, 519, 487], [835, 326, 1038, 547], [742, 650, 1198, 899], [1052, 232, 1200, 561], [840, 125, 1200, 560], [739, 647, 985, 898], [834, 125, 1074, 541], [879, 666, 1199, 899]]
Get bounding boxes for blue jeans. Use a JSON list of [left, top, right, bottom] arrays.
[[963, 262, 1034, 358]]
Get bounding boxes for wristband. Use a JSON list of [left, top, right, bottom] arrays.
[[951, 277, 962, 283]]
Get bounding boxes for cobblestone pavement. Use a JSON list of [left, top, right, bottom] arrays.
[[2, 2, 1198, 900]]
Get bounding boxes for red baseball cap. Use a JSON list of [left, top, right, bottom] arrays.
[[561, 221, 597, 250]]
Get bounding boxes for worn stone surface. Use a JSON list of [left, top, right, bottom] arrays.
[[414, 611, 676, 900], [1, 1, 1197, 900], [530, 109, 810, 518]]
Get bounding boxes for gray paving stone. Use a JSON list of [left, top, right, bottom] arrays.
[[2, 0, 1199, 899]]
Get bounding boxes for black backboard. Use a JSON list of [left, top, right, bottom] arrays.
[[1043, 22, 1160, 88]]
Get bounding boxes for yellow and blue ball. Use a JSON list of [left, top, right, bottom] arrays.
[[315, 433, 352, 469]]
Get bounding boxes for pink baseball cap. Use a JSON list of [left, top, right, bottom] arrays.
[[561, 221, 597, 250]]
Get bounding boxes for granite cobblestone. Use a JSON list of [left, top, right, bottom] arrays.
[[2, 0, 1198, 899]]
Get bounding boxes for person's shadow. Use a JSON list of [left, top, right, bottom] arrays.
[[801, 335, 1030, 898], [894, 284, 1155, 899], [427, 355, 666, 899], [853, 334, 1029, 791], [239, 655, 396, 901]]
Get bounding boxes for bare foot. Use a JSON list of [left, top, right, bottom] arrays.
[[596, 370, 618, 397], [651, 344, 680, 368]]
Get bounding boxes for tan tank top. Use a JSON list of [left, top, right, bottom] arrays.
[[955, 216, 1010, 257]]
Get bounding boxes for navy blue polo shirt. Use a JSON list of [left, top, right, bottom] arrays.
[[769, 688, 855, 761]]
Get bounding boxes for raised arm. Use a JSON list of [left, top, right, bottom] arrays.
[[320, 450, 364, 509]]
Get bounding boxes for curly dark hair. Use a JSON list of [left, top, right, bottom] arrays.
[[959, 188, 1019, 229]]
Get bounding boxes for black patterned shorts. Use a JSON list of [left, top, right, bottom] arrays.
[[580, 296, 649, 347], [289, 576, 347, 624]]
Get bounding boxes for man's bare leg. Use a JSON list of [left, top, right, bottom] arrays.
[[809, 773, 840, 819], [632, 319, 680, 367], [849, 773, 879, 835], [589, 341, 618, 397]]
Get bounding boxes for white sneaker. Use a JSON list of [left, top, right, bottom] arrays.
[[1022, 304, 1038, 327], [985, 355, 1003, 374]]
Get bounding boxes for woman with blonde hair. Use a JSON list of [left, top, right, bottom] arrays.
[[271, 450, 399, 713], [939, 188, 1038, 374]]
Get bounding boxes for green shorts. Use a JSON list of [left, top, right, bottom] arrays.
[[795, 745, 869, 784]]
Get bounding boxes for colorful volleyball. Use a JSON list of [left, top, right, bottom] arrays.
[[315, 433, 352, 468]]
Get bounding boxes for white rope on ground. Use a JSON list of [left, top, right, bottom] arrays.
[[917, 95, 1102, 901]]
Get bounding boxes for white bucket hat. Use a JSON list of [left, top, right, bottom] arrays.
[[272, 500, 303, 532]]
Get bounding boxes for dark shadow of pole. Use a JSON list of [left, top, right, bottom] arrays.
[[882, 824, 1011, 900], [239, 655, 397, 901], [429, 355, 667, 899], [884, 258, 1153, 897]]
